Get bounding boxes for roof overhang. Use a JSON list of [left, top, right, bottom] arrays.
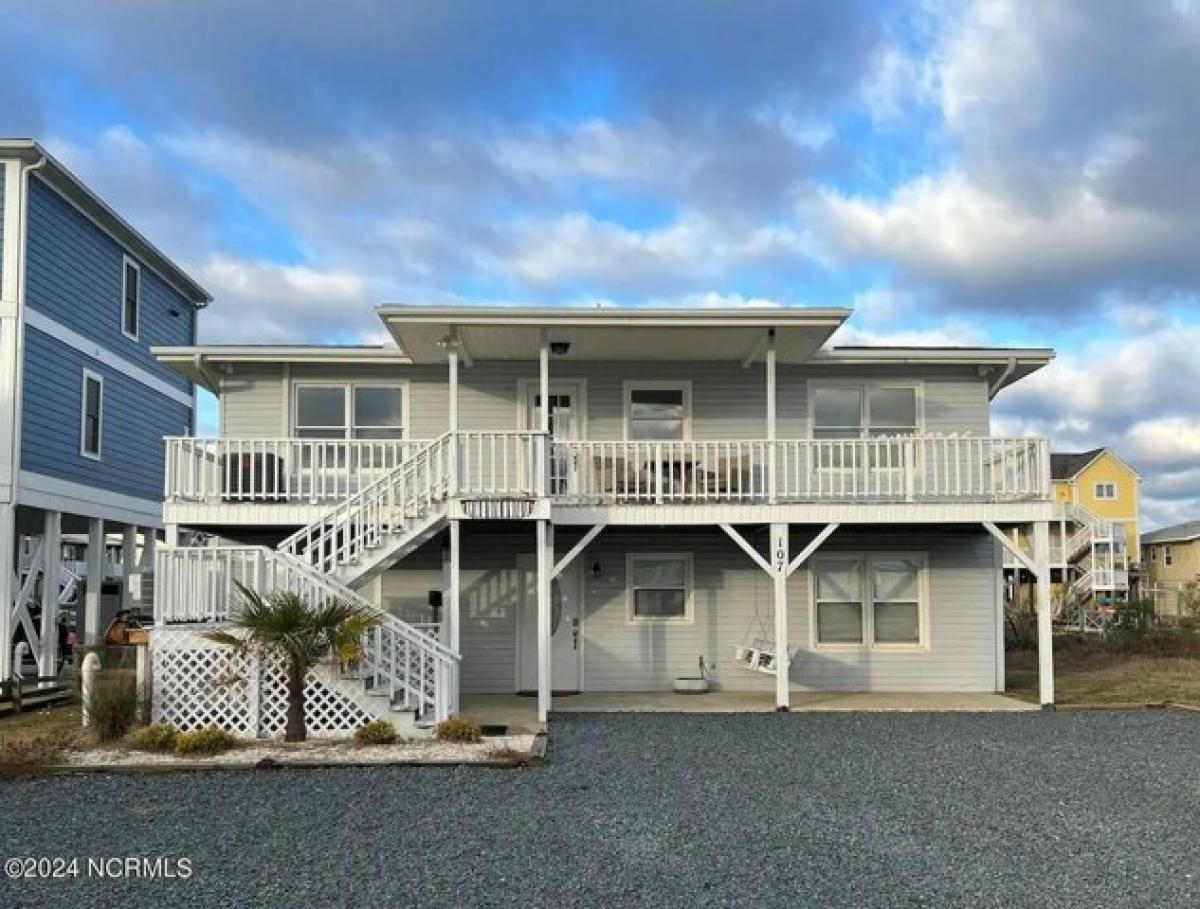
[[815, 346, 1055, 395], [375, 305, 851, 364], [154, 345, 411, 392], [0, 139, 212, 306]]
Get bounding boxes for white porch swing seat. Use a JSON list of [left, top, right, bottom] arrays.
[[733, 597, 797, 676]]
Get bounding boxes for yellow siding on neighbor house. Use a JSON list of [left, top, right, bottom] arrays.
[[1144, 539, 1200, 588], [1060, 452, 1141, 562]]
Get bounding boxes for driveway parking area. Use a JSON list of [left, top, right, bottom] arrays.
[[2, 711, 1198, 908]]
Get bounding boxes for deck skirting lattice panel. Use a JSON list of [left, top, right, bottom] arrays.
[[150, 627, 375, 739]]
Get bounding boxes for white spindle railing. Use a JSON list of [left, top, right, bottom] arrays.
[[279, 433, 455, 577], [552, 436, 1048, 504], [153, 545, 459, 721], [163, 437, 427, 504], [453, 431, 544, 498]]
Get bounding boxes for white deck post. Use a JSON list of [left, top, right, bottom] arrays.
[[83, 518, 105, 646], [771, 521, 789, 710], [38, 509, 61, 677], [165, 524, 179, 547], [766, 329, 777, 504], [448, 342, 459, 496], [1033, 520, 1054, 707], [538, 331, 550, 498], [0, 504, 14, 679], [448, 517, 461, 714], [536, 518, 553, 722], [121, 524, 137, 614]]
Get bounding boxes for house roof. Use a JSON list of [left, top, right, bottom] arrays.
[[0, 138, 211, 306], [1142, 521, 1200, 545], [152, 345, 409, 391], [1050, 447, 1142, 481], [375, 305, 852, 365]]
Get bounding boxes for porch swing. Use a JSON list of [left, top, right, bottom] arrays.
[[733, 601, 797, 675]]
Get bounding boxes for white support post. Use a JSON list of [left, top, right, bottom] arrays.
[[766, 330, 777, 504], [84, 518, 105, 647], [0, 504, 14, 679], [165, 524, 179, 547], [771, 522, 789, 710], [536, 519, 552, 723], [539, 331, 550, 498], [121, 524, 137, 614], [38, 510, 61, 677], [447, 518, 461, 714], [1032, 520, 1054, 708], [448, 343, 459, 496]]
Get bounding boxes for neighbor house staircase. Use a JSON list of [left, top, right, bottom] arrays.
[[156, 433, 463, 724], [1056, 503, 1130, 628]]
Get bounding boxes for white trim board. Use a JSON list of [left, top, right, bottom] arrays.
[[17, 469, 162, 528], [23, 307, 193, 407]]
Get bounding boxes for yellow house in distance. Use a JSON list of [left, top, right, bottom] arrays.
[[1050, 448, 1142, 564], [1142, 521, 1200, 590]]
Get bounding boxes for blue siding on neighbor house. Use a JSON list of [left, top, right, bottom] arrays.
[[23, 175, 195, 393], [21, 327, 192, 502]]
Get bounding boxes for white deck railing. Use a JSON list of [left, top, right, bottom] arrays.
[[154, 545, 457, 720], [165, 432, 1048, 507], [552, 436, 1048, 504]]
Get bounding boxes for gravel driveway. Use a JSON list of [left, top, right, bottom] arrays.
[[2, 711, 1198, 908]]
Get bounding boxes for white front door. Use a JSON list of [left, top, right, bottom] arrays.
[[517, 554, 582, 694]]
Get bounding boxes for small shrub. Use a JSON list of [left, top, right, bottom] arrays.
[[436, 716, 483, 744], [175, 726, 241, 757], [127, 723, 179, 753], [353, 719, 397, 746], [486, 744, 531, 764], [89, 675, 138, 743]]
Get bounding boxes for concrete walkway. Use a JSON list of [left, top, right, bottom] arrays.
[[460, 690, 1034, 731]]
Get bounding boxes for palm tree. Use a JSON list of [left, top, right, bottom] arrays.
[[205, 582, 378, 742]]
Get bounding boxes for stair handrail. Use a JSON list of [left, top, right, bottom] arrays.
[[278, 432, 455, 574]]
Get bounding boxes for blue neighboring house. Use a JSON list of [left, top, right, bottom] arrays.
[[0, 139, 210, 683]]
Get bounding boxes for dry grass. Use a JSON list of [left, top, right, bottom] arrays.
[[0, 706, 87, 779], [1007, 648, 1200, 705], [486, 744, 533, 764]]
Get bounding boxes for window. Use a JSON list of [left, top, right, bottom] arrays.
[[294, 384, 405, 439], [625, 383, 689, 441], [1094, 482, 1117, 500], [1150, 546, 1157, 562], [812, 384, 920, 439], [628, 554, 692, 622], [80, 371, 103, 459], [121, 257, 140, 340], [1165, 545, 1173, 567], [813, 555, 926, 648]]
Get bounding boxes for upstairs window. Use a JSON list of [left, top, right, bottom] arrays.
[[625, 383, 689, 441], [1094, 482, 1117, 500], [812, 384, 920, 439], [122, 257, 140, 340], [80, 370, 103, 459], [294, 384, 405, 439], [1165, 545, 1173, 567]]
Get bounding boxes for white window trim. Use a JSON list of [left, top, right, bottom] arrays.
[[622, 380, 693, 442], [807, 552, 930, 652], [291, 380, 410, 439], [626, 552, 694, 624], [1164, 545, 1173, 567], [80, 369, 104, 460], [121, 255, 141, 341], [806, 380, 926, 438], [1093, 481, 1118, 500]]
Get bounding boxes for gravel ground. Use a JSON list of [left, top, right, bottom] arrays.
[[2, 710, 1198, 908]]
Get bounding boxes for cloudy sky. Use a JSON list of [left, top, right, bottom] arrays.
[[3, 1, 1198, 527]]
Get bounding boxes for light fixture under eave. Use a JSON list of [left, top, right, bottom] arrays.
[[549, 341, 571, 356]]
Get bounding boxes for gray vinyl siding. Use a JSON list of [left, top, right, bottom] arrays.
[[21, 327, 193, 501], [24, 174, 194, 393], [221, 361, 990, 439], [0, 164, 5, 288], [380, 525, 1000, 695]]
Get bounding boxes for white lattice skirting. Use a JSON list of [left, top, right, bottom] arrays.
[[151, 627, 377, 739]]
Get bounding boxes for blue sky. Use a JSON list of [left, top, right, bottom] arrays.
[[3, 1, 1199, 527]]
